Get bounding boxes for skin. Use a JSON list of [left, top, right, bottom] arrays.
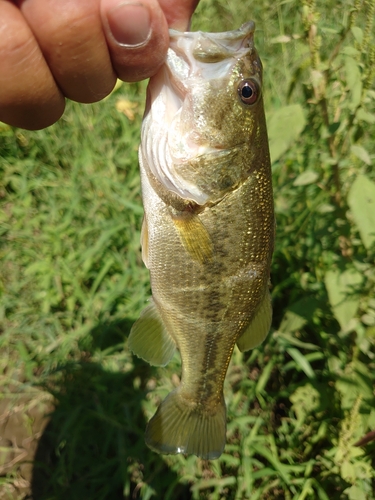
[[0, 0, 199, 130]]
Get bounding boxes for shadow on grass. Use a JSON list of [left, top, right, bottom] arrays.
[[28, 320, 190, 500], [88, 317, 135, 352]]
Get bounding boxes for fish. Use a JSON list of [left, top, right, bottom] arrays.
[[129, 21, 274, 460]]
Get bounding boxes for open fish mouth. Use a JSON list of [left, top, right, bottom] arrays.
[[167, 21, 256, 84], [169, 21, 255, 57]]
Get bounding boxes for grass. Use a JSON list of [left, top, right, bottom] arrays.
[[1, 0, 375, 498]]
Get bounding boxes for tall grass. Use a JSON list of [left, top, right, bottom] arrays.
[[1, 0, 374, 498]]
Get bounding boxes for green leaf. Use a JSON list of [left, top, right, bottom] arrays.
[[344, 485, 367, 500], [191, 476, 236, 491], [277, 332, 320, 351], [256, 360, 275, 394], [317, 203, 335, 213], [279, 310, 306, 332], [345, 57, 361, 87], [313, 480, 331, 500], [250, 443, 292, 485], [290, 384, 320, 421], [267, 104, 306, 163], [336, 377, 360, 410], [356, 108, 375, 124], [251, 467, 278, 479], [345, 57, 362, 108], [293, 170, 319, 186], [351, 26, 363, 45], [325, 269, 362, 329], [351, 145, 372, 165], [279, 297, 320, 334], [341, 46, 360, 57], [341, 460, 356, 483], [286, 348, 316, 379], [347, 174, 375, 250]]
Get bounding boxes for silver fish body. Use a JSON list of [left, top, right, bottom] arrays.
[[129, 21, 274, 460]]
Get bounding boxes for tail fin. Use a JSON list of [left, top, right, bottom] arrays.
[[145, 389, 226, 460]]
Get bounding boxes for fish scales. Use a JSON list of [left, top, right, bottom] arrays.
[[129, 21, 274, 459]]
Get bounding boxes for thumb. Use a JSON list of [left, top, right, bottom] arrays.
[[101, 0, 169, 82]]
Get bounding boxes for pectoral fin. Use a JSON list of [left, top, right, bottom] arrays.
[[236, 291, 272, 352], [129, 299, 176, 366], [140, 215, 149, 268], [172, 213, 213, 264]]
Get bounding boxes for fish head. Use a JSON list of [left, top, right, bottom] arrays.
[[167, 21, 263, 147], [142, 22, 270, 205]]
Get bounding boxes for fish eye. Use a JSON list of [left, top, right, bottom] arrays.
[[237, 79, 260, 105]]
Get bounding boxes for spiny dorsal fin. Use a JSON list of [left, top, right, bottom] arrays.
[[129, 299, 176, 366], [236, 291, 272, 352]]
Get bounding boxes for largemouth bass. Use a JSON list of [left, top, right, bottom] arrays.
[[129, 21, 274, 460]]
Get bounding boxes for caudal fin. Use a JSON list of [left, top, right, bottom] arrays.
[[145, 389, 226, 460]]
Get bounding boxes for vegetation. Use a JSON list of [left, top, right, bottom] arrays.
[[1, 0, 374, 498]]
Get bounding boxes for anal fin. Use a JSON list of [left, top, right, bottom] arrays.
[[129, 299, 176, 366], [236, 291, 272, 352]]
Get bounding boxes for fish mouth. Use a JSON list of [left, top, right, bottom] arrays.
[[169, 21, 255, 57], [167, 21, 256, 83]]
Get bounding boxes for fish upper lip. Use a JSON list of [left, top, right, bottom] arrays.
[[169, 21, 255, 42]]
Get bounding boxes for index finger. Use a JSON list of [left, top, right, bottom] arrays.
[[0, 0, 64, 129], [158, 0, 200, 30]]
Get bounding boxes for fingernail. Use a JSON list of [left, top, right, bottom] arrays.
[[107, 2, 151, 47]]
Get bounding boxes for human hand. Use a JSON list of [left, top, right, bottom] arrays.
[[0, 0, 199, 130]]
